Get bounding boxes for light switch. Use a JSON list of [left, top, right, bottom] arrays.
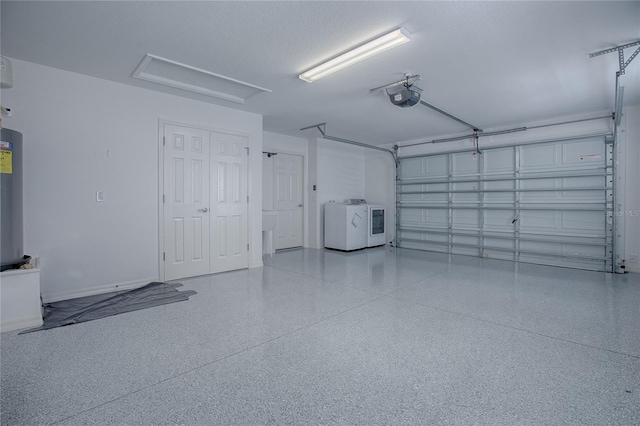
[[96, 191, 104, 202]]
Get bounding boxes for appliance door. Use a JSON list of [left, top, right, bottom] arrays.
[[370, 208, 385, 236]]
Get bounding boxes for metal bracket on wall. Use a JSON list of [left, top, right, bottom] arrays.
[[590, 40, 640, 127], [590, 40, 640, 76]]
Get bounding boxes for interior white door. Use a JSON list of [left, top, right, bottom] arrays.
[[210, 132, 249, 273], [163, 124, 211, 281], [274, 153, 303, 249]]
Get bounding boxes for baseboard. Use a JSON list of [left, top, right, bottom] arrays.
[[1, 316, 43, 333], [42, 277, 158, 303], [625, 266, 640, 274], [251, 261, 264, 269]]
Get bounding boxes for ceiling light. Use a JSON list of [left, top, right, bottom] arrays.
[[132, 54, 271, 104], [299, 28, 411, 83]]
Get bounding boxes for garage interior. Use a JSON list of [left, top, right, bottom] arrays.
[[1, 2, 639, 425]]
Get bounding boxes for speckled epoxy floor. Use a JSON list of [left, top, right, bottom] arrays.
[[2, 247, 639, 425]]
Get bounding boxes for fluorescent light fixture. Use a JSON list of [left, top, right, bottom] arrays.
[[299, 27, 411, 83]]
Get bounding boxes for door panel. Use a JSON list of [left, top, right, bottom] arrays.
[[210, 132, 249, 273], [274, 153, 303, 249], [164, 124, 211, 280]]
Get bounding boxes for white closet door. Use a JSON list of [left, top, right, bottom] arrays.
[[210, 132, 249, 273], [163, 124, 211, 281]]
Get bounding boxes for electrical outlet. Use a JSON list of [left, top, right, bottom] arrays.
[[629, 254, 638, 264], [96, 191, 104, 202]]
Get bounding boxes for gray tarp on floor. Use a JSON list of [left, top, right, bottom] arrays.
[[21, 282, 196, 334]]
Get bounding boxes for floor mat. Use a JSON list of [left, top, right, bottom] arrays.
[[21, 282, 196, 333]]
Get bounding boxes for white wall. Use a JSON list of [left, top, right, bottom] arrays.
[[262, 131, 309, 246], [366, 109, 640, 273], [315, 138, 365, 248], [2, 58, 263, 301], [364, 149, 396, 245], [308, 138, 320, 248], [619, 105, 640, 273]]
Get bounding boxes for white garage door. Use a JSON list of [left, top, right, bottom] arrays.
[[397, 135, 615, 272]]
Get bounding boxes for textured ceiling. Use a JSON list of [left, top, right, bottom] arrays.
[[1, 1, 639, 145]]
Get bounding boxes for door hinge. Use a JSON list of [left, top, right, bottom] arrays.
[[163, 252, 165, 261], [163, 194, 165, 203], [247, 244, 250, 251], [247, 195, 249, 203], [163, 136, 166, 146], [245, 147, 249, 155]]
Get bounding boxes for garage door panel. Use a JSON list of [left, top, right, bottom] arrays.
[[559, 189, 605, 200], [561, 176, 605, 186], [484, 180, 516, 203], [483, 238, 516, 260], [484, 180, 515, 190], [484, 238, 515, 250], [425, 155, 448, 176], [520, 240, 604, 257], [484, 210, 515, 230], [518, 254, 603, 271], [452, 181, 477, 191], [453, 247, 479, 256], [453, 235, 479, 246], [484, 148, 514, 174], [400, 158, 425, 178], [559, 211, 604, 232], [519, 211, 560, 231], [400, 209, 423, 224], [485, 192, 515, 203], [520, 178, 556, 190], [520, 144, 559, 170], [424, 209, 448, 226], [401, 208, 448, 228], [482, 251, 514, 261], [561, 138, 605, 166], [452, 210, 479, 227], [452, 152, 478, 176], [426, 183, 449, 191]]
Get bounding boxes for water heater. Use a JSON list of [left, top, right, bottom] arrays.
[[1, 128, 24, 270]]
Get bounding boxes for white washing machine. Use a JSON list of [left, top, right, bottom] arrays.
[[324, 202, 368, 251], [366, 204, 386, 247]]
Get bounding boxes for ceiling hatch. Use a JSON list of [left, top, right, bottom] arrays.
[[132, 54, 271, 104]]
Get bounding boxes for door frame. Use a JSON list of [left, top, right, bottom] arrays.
[[267, 149, 307, 249], [158, 118, 254, 282]]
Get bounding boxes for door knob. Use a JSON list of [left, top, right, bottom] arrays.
[[298, 204, 303, 207], [199, 208, 209, 213]]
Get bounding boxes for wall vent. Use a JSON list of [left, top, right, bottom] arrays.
[[132, 54, 271, 104]]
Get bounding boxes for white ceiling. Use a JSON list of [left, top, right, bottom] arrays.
[[2, 1, 639, 145]]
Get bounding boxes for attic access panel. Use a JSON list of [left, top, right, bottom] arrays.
[[396, 135, 615, 272], [132, 54, 271, 104]]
